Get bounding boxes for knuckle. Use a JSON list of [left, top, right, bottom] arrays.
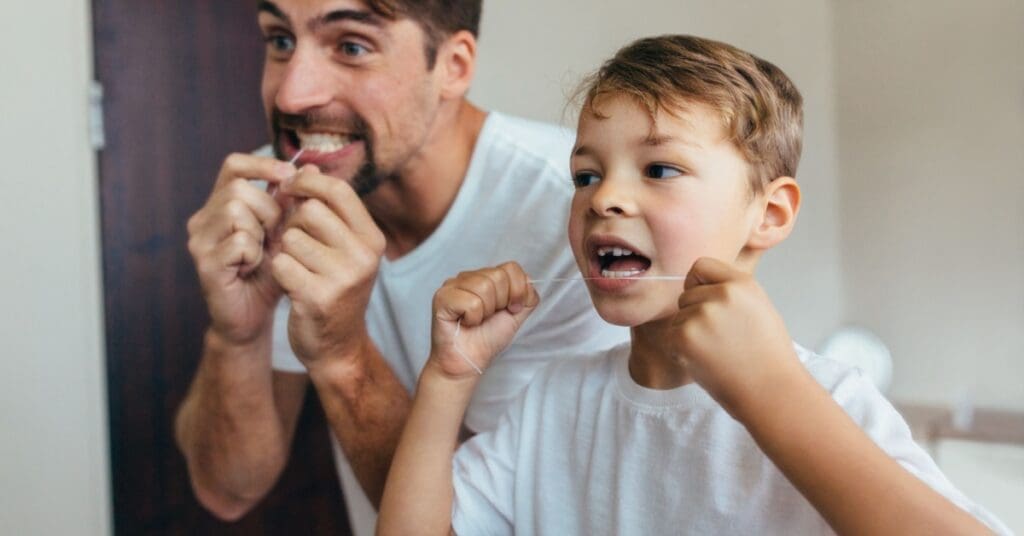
[[224, 153, 246, 170]]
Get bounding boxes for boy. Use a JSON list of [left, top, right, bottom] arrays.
[[377, 35, 1009, 535]]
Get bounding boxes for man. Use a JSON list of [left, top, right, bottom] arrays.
[[175, 1, 627, 533]]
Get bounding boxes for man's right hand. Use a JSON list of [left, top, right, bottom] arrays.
[[186, 153, 297, 346]]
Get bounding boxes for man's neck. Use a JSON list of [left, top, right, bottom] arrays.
[[364, 100, 488, 260]]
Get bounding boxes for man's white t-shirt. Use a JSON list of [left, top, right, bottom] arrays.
[[451, 343, 1012, 536], [271, 112, 630, 535]]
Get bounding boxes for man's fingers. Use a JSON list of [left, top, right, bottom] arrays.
[[215, 153, 296, 190], [684, 257, 742, 290], [270, 252, 318, 301], [205, 231, 263, 277], [279, 227, 338, 276], [282, 167, 385, 249], [286, 198, 357, 250]]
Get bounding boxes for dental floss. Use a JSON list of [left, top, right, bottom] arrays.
[[452, 275, 687, 375], [288, 148, 305, 167]]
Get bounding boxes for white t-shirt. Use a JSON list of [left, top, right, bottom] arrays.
[[451, 343, 1012, 536], [271, 112, 630, 535]]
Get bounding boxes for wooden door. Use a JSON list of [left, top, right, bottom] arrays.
[[92, 1, 350, 533]]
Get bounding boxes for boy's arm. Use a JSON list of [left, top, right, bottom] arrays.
[[675, 258, 991, 535], [377, 263, 539, 536]]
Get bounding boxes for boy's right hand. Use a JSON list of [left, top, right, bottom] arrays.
[[186, 153, 297, 346], [429, 262, 540, 379]]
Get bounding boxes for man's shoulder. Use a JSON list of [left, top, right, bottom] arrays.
[[482, 111, 575, 175]]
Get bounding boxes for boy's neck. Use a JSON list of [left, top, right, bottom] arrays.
[[627, 319, 695, 390]]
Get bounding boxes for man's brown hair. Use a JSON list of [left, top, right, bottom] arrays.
[[365, 0, 482, 68], [578, 35, 804, 193]]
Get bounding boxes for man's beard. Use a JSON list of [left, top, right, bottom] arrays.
[[271, 108, 388, 196]]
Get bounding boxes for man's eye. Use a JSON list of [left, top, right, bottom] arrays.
[[646, 164, 684, 179], [340, 42, 369, 57], [264, 34, 295, 54], [573, 172, 601, 188]]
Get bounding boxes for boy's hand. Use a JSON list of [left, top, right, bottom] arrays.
[[429, 262, 540, 379], [670, 257, 804, 416]]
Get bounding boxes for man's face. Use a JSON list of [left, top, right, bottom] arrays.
[[258, 0, 444, 195]]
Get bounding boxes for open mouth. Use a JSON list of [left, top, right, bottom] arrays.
[[593, 243, 652, 279], [288, 130, 362, 154]]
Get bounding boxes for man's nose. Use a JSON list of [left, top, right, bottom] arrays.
[[274, 48, 334, 115], [590, 175, 637, 217]]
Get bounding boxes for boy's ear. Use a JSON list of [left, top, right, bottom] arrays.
[[747, 177, 801, 251], [436, 30, 477, 100]]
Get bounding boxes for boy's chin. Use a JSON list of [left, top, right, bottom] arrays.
[[593, 302, 676, 328]]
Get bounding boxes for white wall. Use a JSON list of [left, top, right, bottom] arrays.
[[473, 0, 846, 348], [0, 1, 111, 535], [836, 0, 1024, 410]]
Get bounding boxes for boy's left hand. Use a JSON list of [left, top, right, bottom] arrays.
[[669, 257, 804, 416]]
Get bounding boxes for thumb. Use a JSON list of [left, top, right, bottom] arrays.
[[684, 257, 738, 291]]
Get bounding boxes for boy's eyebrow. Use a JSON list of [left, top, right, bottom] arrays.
[[643, 133, 700, 148], [257, 1, 384, 30]]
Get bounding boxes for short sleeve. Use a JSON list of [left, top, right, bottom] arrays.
[[830, 368, 1012, 535], [271, 299, 306, 373], [451, 386, 529, 536]]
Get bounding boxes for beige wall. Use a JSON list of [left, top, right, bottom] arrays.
[[0, 1, 111, 535], [474, 0, 847, 348], [836, 0, 1024, 410]]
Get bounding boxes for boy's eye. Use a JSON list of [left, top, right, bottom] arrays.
[[339, 41, 370, 57], [646, 164, 684, 179], [572, 172, 601, 188]]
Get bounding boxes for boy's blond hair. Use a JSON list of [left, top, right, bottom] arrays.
[[578, 35, 804, 193]]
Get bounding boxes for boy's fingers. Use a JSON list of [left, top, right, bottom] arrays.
[[436, 287, 486, 327], [677, 284, 724, 310], [684, 257, 740, 290]]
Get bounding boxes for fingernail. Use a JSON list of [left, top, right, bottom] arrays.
[[508, 303, 523, 314]]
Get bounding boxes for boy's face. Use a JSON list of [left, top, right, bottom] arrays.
[[568, 95, 764, 326], [258, 0, 447, 195]]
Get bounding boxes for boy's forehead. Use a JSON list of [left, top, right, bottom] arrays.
[[259, 0, 392, 27], [579, 94, 724, 149]]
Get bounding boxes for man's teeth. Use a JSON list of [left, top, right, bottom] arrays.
[[296, 132, 353, 153], [601, 268, 644, 278], [597, 246, 634, 257]]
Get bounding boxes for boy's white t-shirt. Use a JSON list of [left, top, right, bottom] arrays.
[[270, 112, 630, 535], [451, 343, 1012, 536]]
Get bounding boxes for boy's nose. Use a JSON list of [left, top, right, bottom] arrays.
[[589, 177, 637, 217], [274, 48, 335, 114]]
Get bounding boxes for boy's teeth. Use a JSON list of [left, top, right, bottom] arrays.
[[296, 132, 352, 153], [597, 246, 634, 257], [601, 269, 644, 278]]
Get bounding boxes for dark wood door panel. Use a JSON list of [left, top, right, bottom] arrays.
[[93, 1, 349, 533]]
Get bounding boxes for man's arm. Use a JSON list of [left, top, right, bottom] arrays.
[[306, 335, 411, 509], [175, 330, 307, 521]]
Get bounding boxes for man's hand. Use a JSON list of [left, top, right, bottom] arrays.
[[271, 165, 387, 372], [187, 153, 296, 345], [429, 263, 540, 379], [670, 257, 803, 416]]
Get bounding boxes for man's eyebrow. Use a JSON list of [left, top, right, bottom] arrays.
[[312, 9, 384, 31], [257, 1, 288, 23]]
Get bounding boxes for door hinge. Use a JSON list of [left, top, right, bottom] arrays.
[[89, 80, 106, 151]]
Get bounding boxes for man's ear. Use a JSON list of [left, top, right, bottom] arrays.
[[747, 177, 801, 251], [436, 30, 477, 100]]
